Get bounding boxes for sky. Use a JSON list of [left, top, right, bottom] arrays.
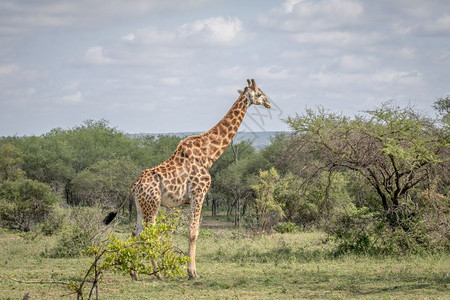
[[1, 0, 449, 136]]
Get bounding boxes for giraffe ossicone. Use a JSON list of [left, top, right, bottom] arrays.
[[104, 79, 271, 279]]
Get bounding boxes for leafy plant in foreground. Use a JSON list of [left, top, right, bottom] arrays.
[[70, 211, 189, 299]]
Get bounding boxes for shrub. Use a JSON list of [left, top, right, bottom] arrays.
[[47, 206, 107, 258], [274, 222, 298, 234], [327, 203, 449, 255], [40, 205, 67, 236], [71, 212, 189, 298], [0, 179, 59, 231]]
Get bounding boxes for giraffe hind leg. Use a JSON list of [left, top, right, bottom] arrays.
[[132, 183, 163, 280]]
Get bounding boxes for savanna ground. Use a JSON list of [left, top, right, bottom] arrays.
[[0, 211, 449, 299]]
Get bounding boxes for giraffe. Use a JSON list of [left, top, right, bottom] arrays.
[[104, 79, 271, 279]]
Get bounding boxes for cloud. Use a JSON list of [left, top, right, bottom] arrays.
[[82, 16, 246, 67], [328, 55, 377, 72], [306, 69, 423, 91], [0, 64, 46, 96], [0, 64, 21, 76], [122, 26, 175, 45], [0, 0, 215, 33], [122, 17, 245, 47], [256, 65, 290, 80], [260, 0, 364, 31], [290, 31, 384, 47], [61, 91, 82, 103], [83, 46, 115, 65], [420, 14, 450, 35], [178, 17, 245, 46], [160, 77, 181, 86]]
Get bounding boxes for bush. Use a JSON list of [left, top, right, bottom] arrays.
[[47, 206, 107, 258], [40, 205, 67, 236], [71, 211, 189, 298], [0, 179, 59, 231], [274, 222, 298, 234], [326, 207, 375, 255], [327, 204, 449, 256]]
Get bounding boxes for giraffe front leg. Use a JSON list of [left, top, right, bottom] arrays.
[[188, 197, 203, 280]]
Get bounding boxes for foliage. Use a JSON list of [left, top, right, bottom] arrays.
[[71, 212, 189, 299], [262, 133, 304, 176], [285, 102, 447, 214], [40, 204, 67, 236], [274, 221, 298, 233], [0, 142, 24, 181], [47, 206, 107, 258], [327, 203, 449, 255], [0, 178, 59, 231], [251, 168, 284, 232], [211, 142, 264, 224], [271, 171, 354, 228], [12, 132, 76, 198], [71, 157, 140, 207], [433, 95, 450, 127]]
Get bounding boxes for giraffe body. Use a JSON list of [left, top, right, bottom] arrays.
[[104, 79, 271, 279]]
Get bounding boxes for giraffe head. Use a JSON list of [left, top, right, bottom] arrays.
[[238, 79, 271, 109]]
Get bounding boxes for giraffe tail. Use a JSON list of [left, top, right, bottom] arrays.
[[103, 184, 135, 225]]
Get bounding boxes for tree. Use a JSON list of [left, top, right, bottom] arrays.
[[275, 171, 354, 228], [214, 157, 257, 225], [433, 95, 450, 127], [209, 140, 259, 221], [285, 102, 447, 216], [262, 133, 304, 176], [71, 158, 141, 209], [0, 179, 59, 231], [17, 133, 75, 190], [0, 142, 23, 181], [433, 96, 450, 193], [251, 168, 284, 232]]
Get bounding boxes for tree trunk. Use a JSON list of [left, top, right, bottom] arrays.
[[211, 197, 217, 217], [235, 197, 240, 227]]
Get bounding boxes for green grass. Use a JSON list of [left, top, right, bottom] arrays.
[[0, 215, 449, 299]]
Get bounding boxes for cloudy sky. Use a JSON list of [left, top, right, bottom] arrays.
[[1, 0, 449, 136]]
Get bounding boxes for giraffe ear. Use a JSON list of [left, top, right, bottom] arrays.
[[237, 89, 243, 95]]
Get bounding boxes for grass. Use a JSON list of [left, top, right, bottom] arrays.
[[0, 213, 449, 299]]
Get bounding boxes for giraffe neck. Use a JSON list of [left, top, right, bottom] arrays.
[[201, 93, 248, 166]]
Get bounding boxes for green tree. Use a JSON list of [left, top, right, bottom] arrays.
[[209, 140, 260, 221], [0, 179, 59, 231], [0, 142, 23, 181], [262, 133, 303, 176], [144, 135, 182, 166], [433, 95, 450, 127], [214, 156, 259, 225], [251, 167, 284, 232], [285, 102, 447, 214], [274, 171, 354, 228], [71, 158, 141, 208], [66, 120, 135, 173], [18, 132, 75, 188]]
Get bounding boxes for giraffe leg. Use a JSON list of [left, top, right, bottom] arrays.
[[187, 190, 208, 280], [131, 184, 162, 280], [188, 205, 200, 279]]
